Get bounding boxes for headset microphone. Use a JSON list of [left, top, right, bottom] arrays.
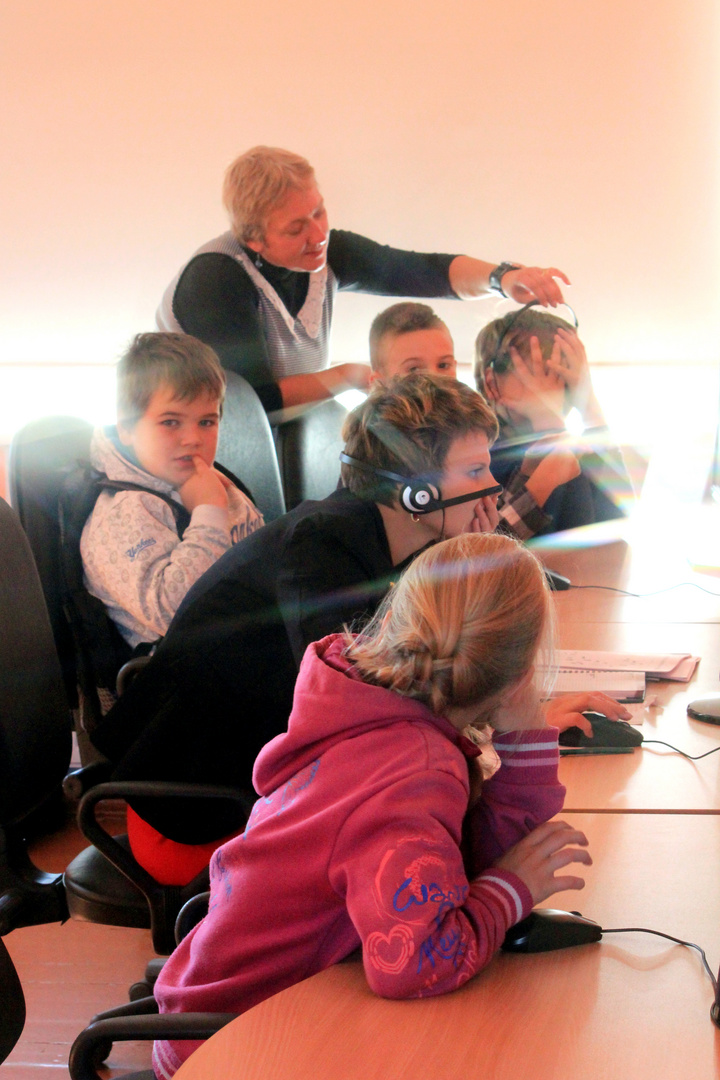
[[339, 453, 502, 515]]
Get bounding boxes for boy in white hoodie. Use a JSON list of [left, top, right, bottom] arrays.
[[81, 332, 263, 650]]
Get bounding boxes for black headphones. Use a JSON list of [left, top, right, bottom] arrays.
[[339, 453, 502, 515], [486, 299, 579, 377]]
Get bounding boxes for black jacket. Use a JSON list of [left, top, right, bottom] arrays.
[[92, 489, 408, 841]]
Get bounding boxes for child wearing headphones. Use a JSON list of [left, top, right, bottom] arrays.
[[475, 307, 633, 538], [153, 531, 593, 1079]]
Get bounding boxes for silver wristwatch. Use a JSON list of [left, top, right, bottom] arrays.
[[488, 262, 521, 296]]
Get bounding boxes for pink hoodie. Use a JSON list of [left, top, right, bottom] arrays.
[[153, 635, 565, 1079]]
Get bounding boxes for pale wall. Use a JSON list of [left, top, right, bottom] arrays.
[[1, 0, 718, 441]]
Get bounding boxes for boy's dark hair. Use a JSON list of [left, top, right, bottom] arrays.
[[369, 302, 449, 373], [117, 332, 226, 426], [341, 373, 498, 507], [474, 309, 575, 394]]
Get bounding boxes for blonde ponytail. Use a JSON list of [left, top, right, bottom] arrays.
[[345, 533, 551, 716]]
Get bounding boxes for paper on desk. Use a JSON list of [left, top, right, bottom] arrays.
[[624, 695, 659, 726], [554, 650, 699, 682], [549, 668, 645, 702]]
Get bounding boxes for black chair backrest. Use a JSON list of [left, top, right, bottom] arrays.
[[8, 416, 94, 703], [0, 497, 73, 827], [272, 397, 348, 511], [216, 373, 285, 522], [0, 938, 26, 1064]]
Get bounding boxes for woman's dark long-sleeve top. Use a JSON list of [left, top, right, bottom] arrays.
[[158, 229, 458, 410]]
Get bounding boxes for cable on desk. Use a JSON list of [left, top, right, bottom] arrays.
[[641, 740, 720, 761], [567, 582, 720, 598], [600, 927, 716, 991]]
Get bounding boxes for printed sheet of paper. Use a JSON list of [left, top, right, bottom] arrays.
[[554, 650, 699, 681]]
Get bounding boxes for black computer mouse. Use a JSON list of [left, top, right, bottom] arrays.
[[502, 908, 603, 953], [558, 712, 644, 749]]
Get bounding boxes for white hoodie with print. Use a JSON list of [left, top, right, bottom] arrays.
[[80, 427, 264, 648]]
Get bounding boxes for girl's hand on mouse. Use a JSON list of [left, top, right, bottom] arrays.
[[494, 819, 591, 903], [543, 693, 632, 737]]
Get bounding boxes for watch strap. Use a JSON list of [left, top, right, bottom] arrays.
[[489, 262, 521, 296]]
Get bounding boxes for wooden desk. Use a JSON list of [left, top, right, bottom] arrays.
[[539, 523, 720, 811], [173, 814, 720, 1080], [554, 620, 720, 812], [535, 506, 720, 624]]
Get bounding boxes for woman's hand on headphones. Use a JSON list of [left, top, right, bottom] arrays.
[[500, 266, 570, 308]]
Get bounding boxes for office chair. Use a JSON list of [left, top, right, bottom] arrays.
[[216, 371, 286, 522], [7, 416, 95, 721], [68, 892, 236, 1080], [63, 780, 253, 957], [0, 938, 26, 1065], [271, 396, 348, 511], [0, 493, 252, 961], [0, 496, 73, 937]]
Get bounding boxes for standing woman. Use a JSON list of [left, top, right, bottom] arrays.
[[157, 146, 569, 412]]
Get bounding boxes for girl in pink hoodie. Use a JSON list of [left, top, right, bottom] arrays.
[[153, 532, 593, 1079]]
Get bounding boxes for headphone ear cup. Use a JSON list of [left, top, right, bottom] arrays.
[[400, 481, 440, 514]]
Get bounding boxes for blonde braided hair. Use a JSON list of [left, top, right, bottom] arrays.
[[345, 533, 551, 718]]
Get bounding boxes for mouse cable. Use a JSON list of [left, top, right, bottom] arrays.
[[566, 582, 720, 599], [598, 926, 716, 991], [641, 740, 720, 761]]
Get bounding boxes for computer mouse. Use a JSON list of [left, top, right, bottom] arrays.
[[544, 569, 571, 591], [502, 908, 603, 953], [558, 712, 644, 749]]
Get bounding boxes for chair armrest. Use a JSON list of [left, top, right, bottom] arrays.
[[62, 760, 113, 800], [75, 781, 254, 898], [116, 655, 152, 697], [69, 1011, 236, 1080]]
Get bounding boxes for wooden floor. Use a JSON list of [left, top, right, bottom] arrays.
[[3, 802, 155, 1079]]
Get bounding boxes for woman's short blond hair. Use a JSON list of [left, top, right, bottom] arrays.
[[340, 373, 498, 507], [345, 533, 550, 717], [222, 146, 316, 244]]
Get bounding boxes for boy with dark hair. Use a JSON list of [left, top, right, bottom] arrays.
[[81, 332, 263, 649]]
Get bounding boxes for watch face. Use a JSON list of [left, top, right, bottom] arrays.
[[490, 263, 518, 292]]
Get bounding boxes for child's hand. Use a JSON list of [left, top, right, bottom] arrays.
[[469, 493, 500, 534], [178, 457, 230, 512], [545, 329, 604, 425], [494, 819, 591, 904], [543, 693, 632, 737], [504, 338, 566, 431], [522, 441, 581, 508]]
